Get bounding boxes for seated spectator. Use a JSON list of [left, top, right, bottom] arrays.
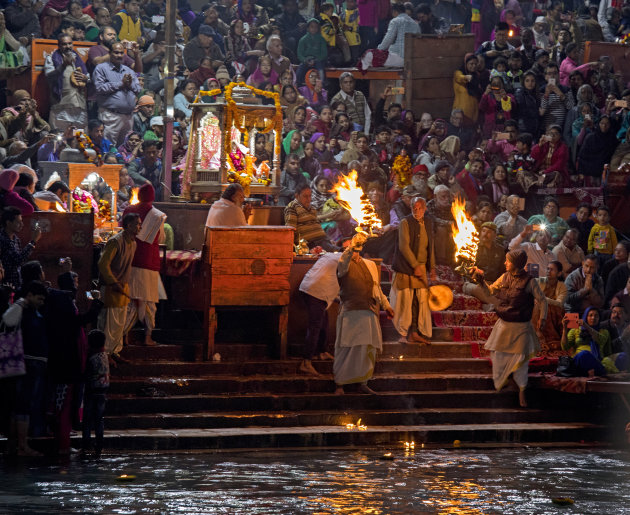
[[577, 115, 617, 187], [341, 132, 377, 166], [184, 25, 225, 72], [567, 202, 594, 252], [310, 105, 333, 141], [266, 34, 291, 79], [173, 80, 198, 119], [527, 197, 569, 247], [0, 12, 26, 69], [275, 0, 307, 57], [530, 126, 570, 187], [14, 172, 38, 212], [319, 2, 350, 66], [564, 254, 605, 314], [5, 0, 42, 41], [127, 140, 162, 197], [508, 227, 555, 274], [475, 221, 506, 282], [47, 180, 71, 206], [479, 76, 515, 138], [340, 0, 361, 62], [111, 0, 143, 44], [87, 119, 115, 155], [118, 131, 143, 164], [415, 135, 446, 175], [284, 184, 337, 251], [533, 261, 567, 347], [233, 0, 271, 46], [0, 169, 34, 215], [311, 133, 336, 169], [540, 63, 574, 133], [246, 55, 278, 88], [602, 242, 630, 287], [426, 185, 456, 266], [611, 276, 630, 315], [552, 228, 585, 279], [310, 175, 353, 243], [143, 116, 164, 142], [559, 42, 598, 87], [416, 3, 448, 35], [561, 307, 627, 375], [298, 69, 327, 108], [205, 183, 251, 227], [281, 130, 304, 165], [296, 19, 327, 86], [279, 153, 308, 206], [472, 200, 494, 230], [483, 163, 513, 209], [456, 158, 487, 204], [428, 160, 464, 198], [0, 91, 50, 145], [588, 205, 617, 267], [132, 95, 155, 135], [330, 72, 371, 133], [485, 121, 518, 163]]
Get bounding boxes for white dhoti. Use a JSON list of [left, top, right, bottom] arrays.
[[484, 318, 540, 391], [98, 107, 133, 147], [98, 306, 127, 355], [124, 266, 167, 334], [389, 283, 432, 338], [333, 309, 383, 385]]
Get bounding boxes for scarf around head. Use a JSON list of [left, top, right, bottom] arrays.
[[310, 175, 332, 210], [304, 68, 320, 103], [506, 248, 527, 270], [282, 130, 304, 156], [581, 306, 602, 361]]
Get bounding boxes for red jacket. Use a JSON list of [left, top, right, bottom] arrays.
[[531, 141, 569, 185], [122, 184, 160, 271]]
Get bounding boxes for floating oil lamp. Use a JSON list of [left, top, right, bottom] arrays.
[[404, 441, 415, 449], [116, 474, 137, 482], [451, 196, 479, 282], [380, 452, 395, 461]]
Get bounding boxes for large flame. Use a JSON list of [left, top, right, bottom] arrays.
[[54, 202, 66, 212], [129, 188, 139, 205], [451, 196, 479, 264], [331, 170, 382, 231]]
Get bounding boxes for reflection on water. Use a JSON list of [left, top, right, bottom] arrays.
[[1, 448, 630, 514]]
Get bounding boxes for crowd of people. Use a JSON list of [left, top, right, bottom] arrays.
[[1, 0, 630, 455]]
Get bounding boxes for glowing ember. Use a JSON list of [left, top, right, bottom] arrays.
[[404, 441, 415, 449], [331, 170, 382, 232], [54, 202, 66, 212], [130, 188, 139, 205], [345, 418, 368, 431], [451, 196, 479, 264]]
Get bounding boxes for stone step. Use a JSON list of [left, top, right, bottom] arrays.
[[106, 389, 581, 415], [108, 374, 497, 396], [104, 407, 587, 430], [381, 341, 475, 358], [451, 293, 483, 311], [380, 323, 493, 343], [60, 422, 609, 451], [120, 344, 203, 362], [110, 358, 494, 377]]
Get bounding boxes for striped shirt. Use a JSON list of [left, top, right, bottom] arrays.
[[284, 199, 327, 244]]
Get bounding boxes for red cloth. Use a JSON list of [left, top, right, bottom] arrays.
[[2, 190, 34, 215], [122, 184, 160, 271], [455, 169, 485, 205], [164, 250, 202, 277]]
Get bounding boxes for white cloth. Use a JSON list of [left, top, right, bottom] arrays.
[[98, 306, 127, 355], [490, 350, 530, 390], [205, 197, 247, 227], [124, 299, 158, 334], [48, 62, 88, 131], [137, 207, 166, 244], [98, 107, 133, 148], [299, 252, 342, 308], [333, 310, 381, 385], [128, 266, 166, 302], [389, 282, 432, 338]]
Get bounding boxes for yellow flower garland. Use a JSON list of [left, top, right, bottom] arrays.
[[391, 154, 412, 188], [196, 82, 282, 192]]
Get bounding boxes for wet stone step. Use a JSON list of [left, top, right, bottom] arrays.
[[67, 423, 609, 451], [432, 311, 498, 327], [107, 374, 497, 396], [110, 358, 495, 377], [105, 390, 560, 415], [104, 407, 588, 431]]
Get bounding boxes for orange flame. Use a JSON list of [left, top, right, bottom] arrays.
[[331, 170, 382, 231], [451, 196, 478, 263], [54, 202, 66, 212], [130, 188, 139, 205]]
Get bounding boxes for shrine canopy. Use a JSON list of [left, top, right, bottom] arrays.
[[182, 82, 283, 199]]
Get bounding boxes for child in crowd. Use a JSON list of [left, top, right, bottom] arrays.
[[588, 205, 617, 267], [319, 2, 350, 66], [297, 18, 328, 86], [490, 57, 509, 85], [81, 329, 109, 459], [340, 0, 361, 63], [506, 51, 524, 92]]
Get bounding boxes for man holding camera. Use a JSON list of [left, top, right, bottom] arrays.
[[93, 41, 141, 147]]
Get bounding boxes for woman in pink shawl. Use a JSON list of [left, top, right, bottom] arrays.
[[246, 55, 279, 88], [0, 169, 34, 215], [40, 0, 70, 38]]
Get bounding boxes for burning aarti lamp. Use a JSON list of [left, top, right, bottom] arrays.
[[451, 197, 480, 282]]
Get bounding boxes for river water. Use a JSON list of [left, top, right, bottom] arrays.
[[1, 447, 629, 514]]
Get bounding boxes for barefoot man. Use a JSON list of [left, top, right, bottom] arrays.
[[389, 196, 436, 344], [333, 232, 394, 395]]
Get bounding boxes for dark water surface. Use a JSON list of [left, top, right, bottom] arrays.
[[1, 448, 629, 514]]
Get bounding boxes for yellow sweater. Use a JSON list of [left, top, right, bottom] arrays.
[[588, 223, 617, 254]]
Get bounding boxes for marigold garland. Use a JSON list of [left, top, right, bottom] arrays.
[[391, 154, 412, 189], [75, 131, 103, 165]]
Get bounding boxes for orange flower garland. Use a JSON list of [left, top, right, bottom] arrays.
[[75, 131, 103, 165]]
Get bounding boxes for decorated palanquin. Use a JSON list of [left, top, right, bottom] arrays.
[[181, 82, 283, 199]]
